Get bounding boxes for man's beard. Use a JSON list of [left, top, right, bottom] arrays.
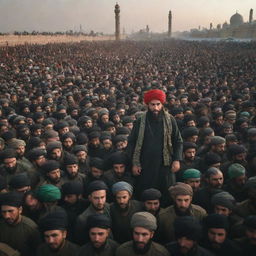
[[148, 109, 163, 121], [68, 172, 78, 179], [117, 202, 129, 212], [174, 204, 191, 216], [92, 241, 107, 251], [133, 240, 152, 254], [49, 177, 61, 184]]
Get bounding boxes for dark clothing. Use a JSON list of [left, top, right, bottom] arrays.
[[110, 200, 143, 243], [193, 188, 223, 213], [201, 238, 242, 256], [61, 199, 89, 242], [223, 182, 247, 202], [0, 216, 41, 256], [77, 239, 119, 256], [36, 240, 79, 256], [166, 242, 215, 256], [116, 241, 170, 256], [157, 204, 207, 244], [128, 110, 183, 201], [234, 199, 256, 218], [236, 237, 256, 256]]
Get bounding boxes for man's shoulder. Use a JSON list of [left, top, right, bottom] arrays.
[[116, 240, 133, 252], [191, 204, 207, 216], [151, 241, 170, 255], [20, 215, 38, 229]]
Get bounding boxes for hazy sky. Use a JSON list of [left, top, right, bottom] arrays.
[[0, 0, 255, 33]]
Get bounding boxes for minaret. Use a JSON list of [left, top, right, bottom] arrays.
[[249, 8, 253, 23], [168, 10, 172, 37], [115, 3, 120, 40]]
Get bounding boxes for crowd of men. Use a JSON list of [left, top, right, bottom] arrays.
[[0, 39, 256, 255]]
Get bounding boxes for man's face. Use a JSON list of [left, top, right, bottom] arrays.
[[185, 178, 201, 192], [24, 194, 40, 211], [184, 148, 196, 161], [214, 205, 232, 216], [116, 190, 131, 210], [233, 175, 246, 187], [50, 148, 62, 160], [116, 140, 128, 151], [89, 227, 109, 248], [76, 151, 87, 163], [64, 194, 79, 205], [85, 120, 93, 128], [90, 167, 103, 178], [47, 169, 61, 184], [102, 139, 112, 150], [1, 205, 22, 225], [144, 200, 160, 215], [246, 228, 256, 245], [177, 237, 196, 254], [4, 157, 17, 171], [175, 195, 192, 212], [35, 155, 46, 167], [16, 145, 25, 157], [187, 136, 198, 144], [63, 138, 73, 149], [90, 138, 100, 148], [44, 230, 67, 251], [66, 164, 78, 178], [148, 100, 163, 117], [133, 227, 154, 251], [113, 164, 125, 177], [208, 228, 226, 248], [89, 190, 106, 211], [208, 172, 223, 189], [212, 143, 225, 154]]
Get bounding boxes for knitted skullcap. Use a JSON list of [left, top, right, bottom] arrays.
[[131, 212, 157, 231], [112, 181, 133, 195], [168, 182, 193, 199]]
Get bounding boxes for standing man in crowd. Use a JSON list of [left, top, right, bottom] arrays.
[[128, 89, 183, 204]]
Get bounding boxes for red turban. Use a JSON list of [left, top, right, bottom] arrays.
[[144, 89, 166, 104]]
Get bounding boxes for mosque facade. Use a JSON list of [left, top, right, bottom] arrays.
[[189, 9, 256, 39]]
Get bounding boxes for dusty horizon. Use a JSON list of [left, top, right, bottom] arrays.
[[0, 0, 255, 34]]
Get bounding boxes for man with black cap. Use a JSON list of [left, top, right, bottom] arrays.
[[103, 151, 134, 190], [62, 155, 85, 184], [27, 147, 47, 173], [193, 167, 224, 213], [72, 145, 90, 174], [201, 213, 242, 256], [166, 216, 214, 256], [0, 149, 28, 184], [158, 182, 206, 244], [127, 89, 183, 203], [77, 214, 119, 256], [141, 188, 163, 217], [75, 180, 110, 245], [110, 181, 143, 243], [40, 160, 65, 188], [236, 215, 256, 255], [0, 192, 41, 256], [37, 209, 79, 256], [9, 173, 31, 193], [211, 191, 243, 238], [178, 142, 200, 182], [116, 212, 169, 256], [60, 181, 89, 241]]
